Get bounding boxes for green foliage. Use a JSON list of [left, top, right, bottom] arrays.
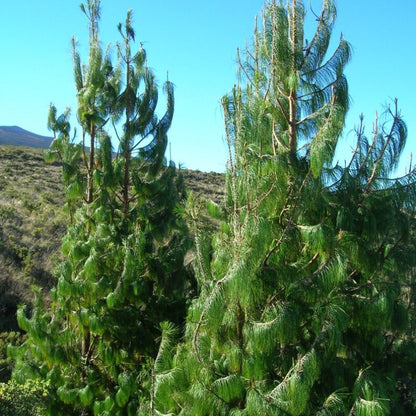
[[3, 1, 416, 415], [11, 1, 192, 414], [0, 332, 26, 382], [0, 378, 49, 416], [0, 145, 216, 345], [152, 1, 416, 415]]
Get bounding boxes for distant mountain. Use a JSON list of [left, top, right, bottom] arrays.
[[0, 126, 53, 149]]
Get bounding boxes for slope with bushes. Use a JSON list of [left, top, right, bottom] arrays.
[[0, 145, 223, 331]]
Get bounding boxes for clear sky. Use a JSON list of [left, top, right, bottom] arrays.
[[0, 1, 415, 173]]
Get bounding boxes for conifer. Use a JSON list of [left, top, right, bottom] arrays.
[[10, 2, 190, 415], [153, 1, 416, 415]]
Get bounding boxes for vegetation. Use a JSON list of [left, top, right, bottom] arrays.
[[0, 378, 50, 416], [0, 147, 222, 413], [0, 146, 65, 332], [0, 146, 222, 330], [151, 1, 416, 415], [8, 1, 195, 413], [0, 332, 26, 382], [1, 0, 416, 415]]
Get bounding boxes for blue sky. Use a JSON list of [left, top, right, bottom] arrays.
[[0, 1, 415, 173]]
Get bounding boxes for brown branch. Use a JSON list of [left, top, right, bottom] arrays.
[[84, 334, 98, 366]]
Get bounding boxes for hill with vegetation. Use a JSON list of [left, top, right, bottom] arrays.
[[0, 145, 224, 333]]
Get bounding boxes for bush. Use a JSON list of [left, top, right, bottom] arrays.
[[0, 378, 49, 415], [0, 332, 26, 382]]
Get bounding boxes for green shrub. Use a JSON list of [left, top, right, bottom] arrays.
[[0, 378, 49, 415], [0, 332, 26, 382]]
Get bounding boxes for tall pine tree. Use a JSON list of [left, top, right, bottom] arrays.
[[153, 1, 416, 415], [10, 2, 191, 415]]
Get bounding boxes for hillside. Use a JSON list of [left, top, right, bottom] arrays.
[[0, 126, 53, 149], [0, 145, 225, 332]]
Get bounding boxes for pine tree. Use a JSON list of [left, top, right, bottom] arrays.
[[10, 2, 191, 415], [46, 106, 83, 221], [153, 1, 416, 415]]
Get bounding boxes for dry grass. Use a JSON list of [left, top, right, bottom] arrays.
[[181, 169, 225, 205]]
